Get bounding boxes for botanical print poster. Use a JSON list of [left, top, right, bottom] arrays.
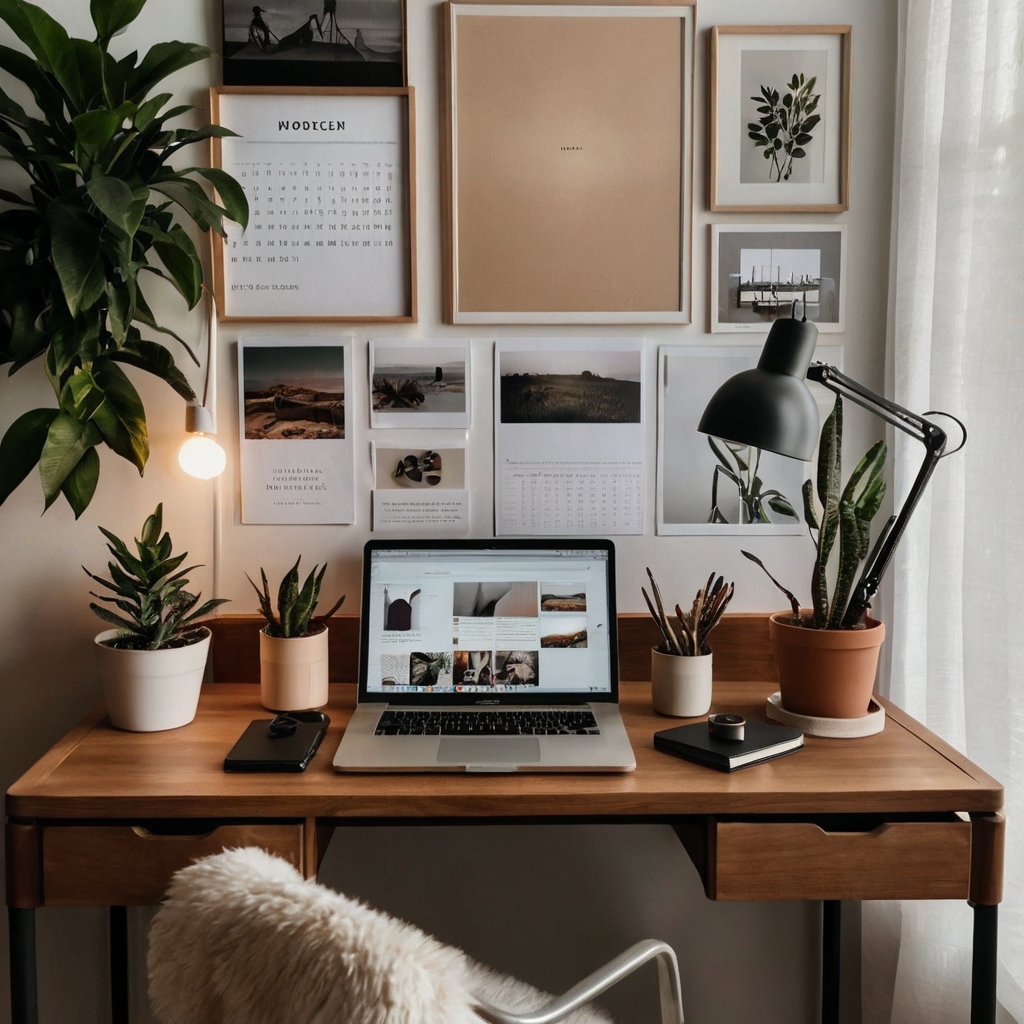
[[494, 338, 645, 536], [238, 337, 355, 524], [657, 345, 841, 536]]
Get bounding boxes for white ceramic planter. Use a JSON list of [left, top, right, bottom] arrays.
[[260, 625, 329, 711], [650, 647, 713, 717], [94, 627, 210, 732]]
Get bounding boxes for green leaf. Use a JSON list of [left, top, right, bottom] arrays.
[[86, 176, 146, 237], [126, 41, 210, 103], [60, 444, 99, 517], [190, 166, 249, 228], [47, 201, 106, 317], [108, 336, 194, 401], [152, 224, 202, 307], [73, 108, 122, 155], [38, 412, 101, 507], [0, 406, 57, 505], [90, 0, 146, 44], [0, 0, 69, 76], [86, 359, 149, 472]]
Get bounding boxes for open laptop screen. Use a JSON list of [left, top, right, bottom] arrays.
[[359, 540, 618, 705]]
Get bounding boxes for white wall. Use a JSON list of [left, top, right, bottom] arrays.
[[0, 0, 895, 1020]]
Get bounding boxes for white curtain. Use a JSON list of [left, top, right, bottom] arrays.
[[867, 1, 1024, 1021]]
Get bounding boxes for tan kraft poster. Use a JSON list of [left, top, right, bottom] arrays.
[[446, 5, 693, 323]]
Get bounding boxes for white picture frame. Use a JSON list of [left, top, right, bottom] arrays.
[[710, 26, 851, 212], [711, 224, 846, 333]]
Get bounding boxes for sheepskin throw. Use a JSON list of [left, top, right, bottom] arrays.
[[148, 847, 615, 1024]]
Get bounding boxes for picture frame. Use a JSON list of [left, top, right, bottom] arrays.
[[710, 25, 851, 212], [657, 344, 841, 536], [369, 339, 471, 429], [210, 86, 417, 322], [442, 3, 695, 324], [710, 224, 846, 333], [221, 0, 407, 88]]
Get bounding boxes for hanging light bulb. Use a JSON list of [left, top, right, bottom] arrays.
[[179, 405, 226, 479]]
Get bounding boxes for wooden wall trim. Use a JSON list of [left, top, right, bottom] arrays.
[[208, 612, 776, 684]]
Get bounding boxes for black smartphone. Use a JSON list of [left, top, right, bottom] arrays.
[[224, 711, 330, 773]]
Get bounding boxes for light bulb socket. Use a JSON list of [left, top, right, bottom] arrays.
[[185, 404, 216, 435]]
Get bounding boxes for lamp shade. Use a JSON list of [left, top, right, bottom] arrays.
[[697, 316, 821, 461]]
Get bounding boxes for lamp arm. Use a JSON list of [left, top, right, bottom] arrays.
[[806, 363, 948, 627]]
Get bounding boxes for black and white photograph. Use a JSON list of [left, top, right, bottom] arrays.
[[452, 582, 539, 619], [711, 26, 851, 211], [370, 340, 470, 428], [237, 337, 355, 524], [657, 345, 841, 536], [453, 650, 492, 687], [499, 348, 641, 424], [493, 650, 539, 686], [242, 344, 345, 440], [222, 0, 405, 86], [373, 447, 465, 490], [711, 225, 846, 333], [409, 652, 453, 688]]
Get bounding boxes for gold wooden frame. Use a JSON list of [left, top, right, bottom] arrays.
[[710, 25, 851, 213], [441, 3, 695, 325], [210, 86, 417, 323]]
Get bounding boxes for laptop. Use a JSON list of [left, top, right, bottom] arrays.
[[333, 539, 636, 772]]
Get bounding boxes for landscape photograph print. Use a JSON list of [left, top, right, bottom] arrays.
[[242, 344, 345, 440], [222, 0, 404, 86], [499, 348, 641, 424], [370, 341, 470, 428]]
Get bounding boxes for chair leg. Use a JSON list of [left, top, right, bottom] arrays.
[[970, 902, 998, 1024], [9, 907, 38, 1024], [110, 906, 129, 1024]]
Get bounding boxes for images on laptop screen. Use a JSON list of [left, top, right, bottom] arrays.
[[361, 543, 616, 701]]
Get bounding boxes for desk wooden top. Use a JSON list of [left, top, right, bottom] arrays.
[[6, 682, 1002, 821]]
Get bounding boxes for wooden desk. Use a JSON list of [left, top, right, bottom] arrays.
[[6, 622, 1005, 1024]]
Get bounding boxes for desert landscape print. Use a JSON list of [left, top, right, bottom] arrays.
[[243, 345, 345, 440]]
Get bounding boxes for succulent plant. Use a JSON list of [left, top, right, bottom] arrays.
[[743, 396, 888, 629], [642, 568, 735, 656], [84, 504, 227, 650], [247, 558, 345, 639]]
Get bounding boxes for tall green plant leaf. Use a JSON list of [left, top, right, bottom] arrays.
[[126, 41, 210, 102], [86, 359, 149, 472], [39, 412, 101, 506], [90, 0, 146, 45], [60, 443, 99, 517], [47, 201, 106, 316], [0, 407, 57, 504]]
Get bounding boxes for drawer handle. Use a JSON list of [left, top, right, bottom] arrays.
[[131, 826, 219, 841]]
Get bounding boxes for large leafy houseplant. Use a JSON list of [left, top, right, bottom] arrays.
[[0, 0, 248, 517], [742, 396, 888, 630]]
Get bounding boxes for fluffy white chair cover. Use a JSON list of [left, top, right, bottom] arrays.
[[148, 847, 615, 1024]]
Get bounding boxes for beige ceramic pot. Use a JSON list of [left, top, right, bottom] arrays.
[[769, 612, 885, 718], [259, 624, 329, 711], [650, 647, 713, 717], [94, 627, 210, 732]]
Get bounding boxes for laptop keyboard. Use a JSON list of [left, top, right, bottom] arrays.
[[374, 709, 601, 736]]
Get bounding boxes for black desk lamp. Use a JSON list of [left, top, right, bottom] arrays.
[[698, 308, 962, 627]]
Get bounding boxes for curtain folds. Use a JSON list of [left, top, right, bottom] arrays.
[[869, 1, 1024, 1020]]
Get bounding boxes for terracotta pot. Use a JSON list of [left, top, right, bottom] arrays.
[[259, 624, 329, 711], [94, 627, 210, 732], [769, 611, 885, 719], [650, 647, 713, 717]]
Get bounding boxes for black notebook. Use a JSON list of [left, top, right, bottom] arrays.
[[654, 720, 804, 772]]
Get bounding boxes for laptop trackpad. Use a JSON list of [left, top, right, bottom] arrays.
[[437, 737, 541, 765]]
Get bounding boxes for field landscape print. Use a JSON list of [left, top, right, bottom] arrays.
[[243, 345, 345, 440], [500, 348, 641, 424]]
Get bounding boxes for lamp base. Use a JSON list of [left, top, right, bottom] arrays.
[[765, 691, 885, 738]]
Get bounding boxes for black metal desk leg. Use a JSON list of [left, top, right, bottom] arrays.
[[822, 900, 840, 1024], [971, 903, 998, 1024], [9, 907, 38, 1024], [110, 906, 129, 1024]]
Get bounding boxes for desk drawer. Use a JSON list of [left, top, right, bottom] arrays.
[[707, 819, 971, 901], [41, 823, 305, 906]]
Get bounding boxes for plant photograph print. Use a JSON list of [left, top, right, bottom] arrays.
[[740, 49, 827, 184], [711, 27, 849, 211]]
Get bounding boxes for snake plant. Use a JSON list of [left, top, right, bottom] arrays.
[[0, 0, 248, 517], [743, 396, 888, 629], [84, 503, 228, 650], [247, 558, 346, 639]]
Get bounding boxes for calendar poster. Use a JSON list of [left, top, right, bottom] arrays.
[[213, 88, 414, 321], [494, 339, 645, 536], [238, 337, 355, 524]]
